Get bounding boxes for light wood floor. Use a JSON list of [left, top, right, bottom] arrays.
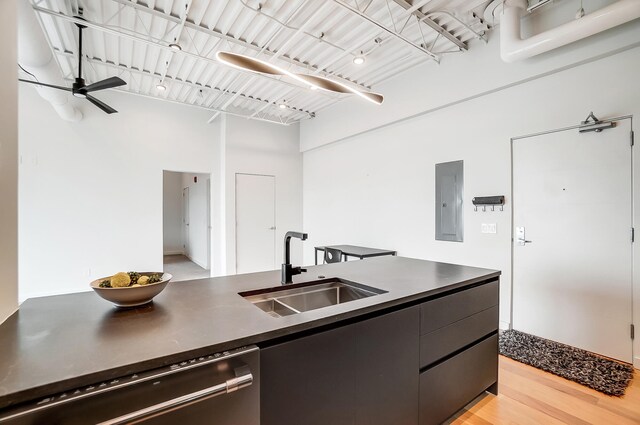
[[448, 356, 640, 425]]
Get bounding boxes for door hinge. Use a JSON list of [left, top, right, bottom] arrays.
[[631, 131, 635, 147], [632, 324, 635, 340], [632, 228, 635, 243]]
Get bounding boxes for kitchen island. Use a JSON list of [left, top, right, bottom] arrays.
[[0, 256, 500, 424]]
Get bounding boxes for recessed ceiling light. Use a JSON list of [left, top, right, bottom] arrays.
[[169, 43, 182, 51], [353, 55, 365, 65], [156, 83, 166, 91]]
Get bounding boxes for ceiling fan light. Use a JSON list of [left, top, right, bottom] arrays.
[[156, 84, 166, 91], [353, 55, 365, 65], [279, 102, 287, 109], [73, 91, 87, 98], [169, 43, 182, 51]]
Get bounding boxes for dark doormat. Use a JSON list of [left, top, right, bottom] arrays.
[[499, 329, 634, 396]]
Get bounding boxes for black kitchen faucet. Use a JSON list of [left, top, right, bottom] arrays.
[[281, 231, 307, 284]]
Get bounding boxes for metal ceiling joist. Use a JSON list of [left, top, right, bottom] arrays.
[[208, 1, 329, 124], [109, 0, 371, 91], [331, 0, 440, 62], [31, 5, 333, 98], [392, 0, 468, 50], [426, 11, 486, 43], [52, 49, 316, 118], [27, 0, 492, 126], [117, 88, 296, 126]]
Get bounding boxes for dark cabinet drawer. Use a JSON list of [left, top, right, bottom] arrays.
[[419, 334, 498, 425], [420, 305, 498, 368], [420, 280, 499, 335]]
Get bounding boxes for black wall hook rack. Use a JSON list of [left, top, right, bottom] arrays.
[[472, 196, 505, 212]]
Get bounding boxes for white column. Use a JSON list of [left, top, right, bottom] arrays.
[[0, 0, 19, 322]]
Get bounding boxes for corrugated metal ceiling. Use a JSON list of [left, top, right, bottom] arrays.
[[29, 0, 494, 125]]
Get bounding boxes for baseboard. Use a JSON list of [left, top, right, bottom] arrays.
[[634, 356, 640, 370], [499, 320, 511, 331], [163, 250, 184, 256]]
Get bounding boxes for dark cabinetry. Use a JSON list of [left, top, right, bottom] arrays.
[[419, 280, 499, 425], [261, 307, 419, 425], [261, 279, 499, 425], [419, 334, 498, 425]]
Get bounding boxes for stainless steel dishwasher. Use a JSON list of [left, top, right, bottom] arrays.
[[0, 345, 259, 425]]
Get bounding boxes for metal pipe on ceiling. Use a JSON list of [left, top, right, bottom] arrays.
[[20, 0, 82, 122], [158, 0, 193, 87]]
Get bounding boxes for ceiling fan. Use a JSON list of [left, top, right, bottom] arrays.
[[19, 19, 126, 114]]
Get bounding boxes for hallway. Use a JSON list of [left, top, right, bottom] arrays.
[[163, 255, 210, 282]]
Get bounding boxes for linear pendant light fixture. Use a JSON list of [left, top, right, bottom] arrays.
[[216, 51, 384, 105]]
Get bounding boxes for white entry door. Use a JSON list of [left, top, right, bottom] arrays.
[[512, 118, 633, 363], [236, 174, 276, 274]]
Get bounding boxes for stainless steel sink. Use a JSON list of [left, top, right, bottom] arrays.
[[240, 278, 386, 318]]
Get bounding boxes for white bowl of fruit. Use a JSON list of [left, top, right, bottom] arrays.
[[90, 271, 172, 308]]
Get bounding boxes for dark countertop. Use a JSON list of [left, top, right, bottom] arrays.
[[0, 256, 500, 409]]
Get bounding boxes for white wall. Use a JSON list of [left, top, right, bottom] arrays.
[[181, 172, 210, 269], [163, 171, 183, 255], [302, 23, 640, 367], [301, 0, 640, 151], [19, 88, 221, 300], [0, 0, 19, 323], [224, 116, 303, 274], [20, 87, 303, 298]]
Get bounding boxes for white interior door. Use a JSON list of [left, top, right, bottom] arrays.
[[182, 186, 189, 258], [512, 118, 633, 362], [236, 174, 276, 274]]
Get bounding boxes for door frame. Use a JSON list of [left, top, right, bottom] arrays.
[[509, 114, 634, 357], [162, 169, 212, 273], [182, 186, 190, 259], [234, 172, 277, 274]]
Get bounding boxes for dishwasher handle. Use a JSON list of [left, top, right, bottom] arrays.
[[98, 366, 253, 425]]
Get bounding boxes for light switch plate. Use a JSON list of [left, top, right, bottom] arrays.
[[482, 223, 497, 234]]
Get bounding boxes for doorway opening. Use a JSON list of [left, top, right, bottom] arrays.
[[163, 170, 211, 281]]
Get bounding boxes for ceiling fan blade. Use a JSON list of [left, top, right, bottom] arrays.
[[18, 78, 71, 92], [84, 76, 126, 93], [86, 94, 118, 114]]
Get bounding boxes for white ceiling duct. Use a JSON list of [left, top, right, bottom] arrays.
[[17, 1, 82, 122], [500, 0, 640, 63]]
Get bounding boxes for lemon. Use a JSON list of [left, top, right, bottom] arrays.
[[110, 272, 131, 288]]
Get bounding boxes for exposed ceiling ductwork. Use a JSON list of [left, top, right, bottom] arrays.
[[499, 0, 640, 63], [17, 0, 82, 122], [26, 0, 492, 126]]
